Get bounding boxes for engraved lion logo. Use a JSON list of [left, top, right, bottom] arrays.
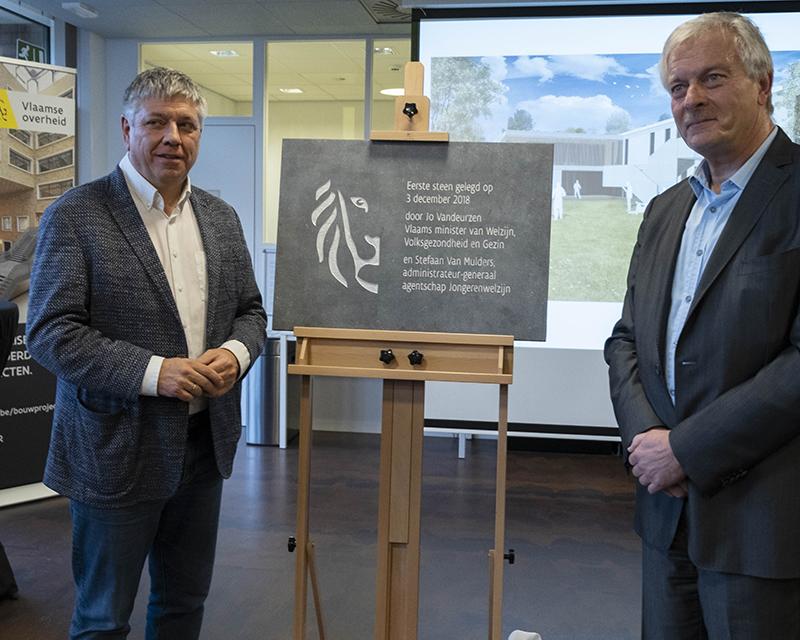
[[312, 180, 380, 294]]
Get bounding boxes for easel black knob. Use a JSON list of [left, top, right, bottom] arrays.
[[402, 102, 418, 119], [379, 349, 395, 364], [408, 350, 424, 365], [288, 536, 297, 553], [504, 549, 515, 565]]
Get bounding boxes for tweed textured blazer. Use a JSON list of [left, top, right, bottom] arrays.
[[605, 129, 800, 579], [27, 167, 266, 507]]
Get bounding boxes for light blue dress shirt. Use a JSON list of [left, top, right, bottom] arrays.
[[664, 127, 777, 404]]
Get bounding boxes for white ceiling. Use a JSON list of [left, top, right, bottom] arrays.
[[138, 38, 410, 107], [140, 42, 256, 103], [266, 39, 410, 102], [14, 1, 413, 107], [21, 0, 411, 38]]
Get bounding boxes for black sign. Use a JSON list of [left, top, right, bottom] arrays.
[[0, 324, 55, 489], [274, 140, 553, 340]]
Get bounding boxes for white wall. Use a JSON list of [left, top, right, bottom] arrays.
[[264, 98, 395, 243], [77, 29, 108, 183], [104, 39, 138, 172], [265, 99, 365, 243], [305, 303, 619, 435], [305, 345, 616, 436]]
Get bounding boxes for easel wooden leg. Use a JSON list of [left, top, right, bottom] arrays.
[[375, 379, 425, 640], [489, 384, 509, 640], [293, 375, 315, 640], [307, 541, 326, 640]]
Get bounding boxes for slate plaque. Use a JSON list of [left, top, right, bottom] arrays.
[[273, 140, 553, 340]]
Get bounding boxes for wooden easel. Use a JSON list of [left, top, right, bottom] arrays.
[[290, 64, 513, 640], [370, 61, 448, 142], [290, 328, 513, 640]]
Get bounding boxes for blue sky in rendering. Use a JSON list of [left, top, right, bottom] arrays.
[[502, 53, 668, 130], [448, 50, 800, 141]]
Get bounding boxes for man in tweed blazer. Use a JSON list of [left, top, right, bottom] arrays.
[[27, 68, 266, 639], [605, 13, 800, 637]]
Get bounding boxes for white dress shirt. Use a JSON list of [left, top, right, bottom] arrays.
[[120, 154, 250, 412]]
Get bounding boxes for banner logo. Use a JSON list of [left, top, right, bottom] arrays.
[[0, 90, 73, 134], [0, 89, 19, 129]]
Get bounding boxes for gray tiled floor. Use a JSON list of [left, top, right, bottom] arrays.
[[0, 432, 640, 639]]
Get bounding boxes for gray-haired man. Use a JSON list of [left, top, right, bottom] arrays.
[[27, 67, 266, 639], [606, 12, 800, 638]]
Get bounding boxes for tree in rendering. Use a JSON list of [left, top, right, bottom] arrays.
[[507, 108, 534, 131], [430, 57, 507, 141]]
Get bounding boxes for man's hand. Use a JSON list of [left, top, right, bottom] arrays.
[[663, 480, 689, 498], [197, 348, 240, 398], [157, 357, 224, 402], [628, 428, 687, 495]]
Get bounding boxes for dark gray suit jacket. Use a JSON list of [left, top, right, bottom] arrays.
[[27, 167, 267, 508], [605, 129, 800, 579]]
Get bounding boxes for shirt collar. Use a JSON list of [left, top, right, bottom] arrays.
[[119, 153, 192, 213], [689, 126, 777, 198]]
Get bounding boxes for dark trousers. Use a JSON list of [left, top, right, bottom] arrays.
[[642, 512, 800, 639], [68, 415, 223, 640]]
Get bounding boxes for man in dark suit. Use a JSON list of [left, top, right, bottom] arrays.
[[605, 12, 800, 638], [26, 68, 266, 639]]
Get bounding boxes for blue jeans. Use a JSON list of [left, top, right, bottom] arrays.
[[69, 421, 223, 640]]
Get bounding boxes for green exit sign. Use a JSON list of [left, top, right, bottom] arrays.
[[16, 39, 47, 64]]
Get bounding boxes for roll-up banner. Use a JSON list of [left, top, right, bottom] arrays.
[[0, 56, 75, 493]]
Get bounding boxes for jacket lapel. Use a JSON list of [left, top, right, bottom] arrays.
[[191, 191, 221, 339], [106, 168, 181, 320], [688, 130, 793, 317], [649, 183, 696, 371]]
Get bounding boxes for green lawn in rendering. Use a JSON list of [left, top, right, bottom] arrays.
[[548, 197, 643, 302]]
